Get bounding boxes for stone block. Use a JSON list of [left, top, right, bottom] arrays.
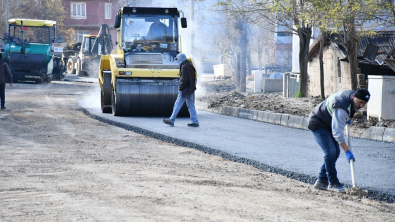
[[371, 127, 386, 141], [383, 128, 395, 143], [263, 110, 274, 122], [302, 117, 309, 130], [239, 108, 253, 119], [267, 112, 276, 123], [220, 106, 239, 117], [280, 114, 290, 126], [361, 127, 373, 139], [251, 110, 259, 121], [195, 100, 210, 110], [256, 111, 266, 122], [274, 113, 282, 125], [288, 115, 304, 129]]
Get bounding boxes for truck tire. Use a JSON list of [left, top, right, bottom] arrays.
[[67, 57, 76, 74], [52, 57, 63, 80]]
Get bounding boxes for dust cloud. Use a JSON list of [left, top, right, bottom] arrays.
[[78, 85, 101, 109]]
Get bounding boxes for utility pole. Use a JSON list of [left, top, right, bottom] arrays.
[[6, 0, 9, 33], [190, 0, 194, 54]]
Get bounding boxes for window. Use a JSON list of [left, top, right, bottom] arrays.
[[105, 3, 112, 19], [74, 30, 89, 43], [71, 2, 86, 18]]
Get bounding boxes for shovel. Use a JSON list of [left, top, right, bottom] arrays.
[[345, 124, 356, 188]]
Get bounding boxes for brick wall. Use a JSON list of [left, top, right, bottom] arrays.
[[307, 44, 352, 97]]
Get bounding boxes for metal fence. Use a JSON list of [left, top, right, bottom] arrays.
[[283, 72, 300, 97]]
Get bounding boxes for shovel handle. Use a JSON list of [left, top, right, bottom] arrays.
[[346, 124, 357, 188], [350, 159, 356, 188]]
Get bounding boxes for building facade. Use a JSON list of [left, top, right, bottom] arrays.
[[61, 0, 152, 46]]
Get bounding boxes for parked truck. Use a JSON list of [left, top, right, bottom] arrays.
[[1, 19, 62, 83], [99, 7, 192, 116]]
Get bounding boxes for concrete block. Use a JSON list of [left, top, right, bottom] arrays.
[[220, 106, 239, 117], [361, 127, 373, 139], [256, 111, 266, 122], [251, 110, 259, 121], [267, 112, 276, 123], [239, 108, 253, 119], [262, 110, 273, 122], [231, 107, 240, 116], [371, 127, 386, 141], [302, 117, 309, 130], [383, 128, 395, 142], [288, 115, 304, 129], [220, 106, 230, 116], [195, 100, 210, 110], [274, 113, 282, 125], [280, 114, 290, 126]]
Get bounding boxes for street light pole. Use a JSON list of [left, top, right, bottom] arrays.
[[190, 0, 194, 54]]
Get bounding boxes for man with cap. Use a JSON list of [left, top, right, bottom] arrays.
[[308, 88, 370, 193], [163, 53, 199, 127]]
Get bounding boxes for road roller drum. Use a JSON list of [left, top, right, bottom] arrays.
[[111, 78, 189, 116]]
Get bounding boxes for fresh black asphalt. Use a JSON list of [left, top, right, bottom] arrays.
[[80, 102, 395, 203]]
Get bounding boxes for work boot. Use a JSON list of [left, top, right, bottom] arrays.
[[328, 183, 345, 193], [187, 123, 199, 127], [313, 180, 328, 190], [163, 119, 174, 127]]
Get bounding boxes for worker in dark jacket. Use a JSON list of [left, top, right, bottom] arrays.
[[308, 88, 370, 193], [0, 53, 13, 110], [163, 53, 199, 127]]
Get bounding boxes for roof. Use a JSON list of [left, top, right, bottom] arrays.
[[121, 7, 179, 16], [308, 32, 395, 64], [8, 19, 56, 27]]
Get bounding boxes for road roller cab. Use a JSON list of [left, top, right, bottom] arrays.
[[99, 7, 192, 116]]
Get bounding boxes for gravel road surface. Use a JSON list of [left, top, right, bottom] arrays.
[[1, 81, 394, 221]]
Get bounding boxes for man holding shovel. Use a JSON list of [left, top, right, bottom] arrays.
[[308, 88, 370, 193]]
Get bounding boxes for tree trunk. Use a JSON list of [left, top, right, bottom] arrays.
[[258, 50, 263, 71], [345, 24, 358, 90], [297, 27, 312, 97], [239, 25, 247, 92], [319, 33, 325, 99], [236, 52, 241, 88]]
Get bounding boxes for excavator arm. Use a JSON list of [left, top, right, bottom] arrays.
[[91, 24, 113, 56]]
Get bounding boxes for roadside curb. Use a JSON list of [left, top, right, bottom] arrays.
[[195, 101, 395, 143]]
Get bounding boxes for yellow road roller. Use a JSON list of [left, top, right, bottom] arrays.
[[99, 7, 193, 116]]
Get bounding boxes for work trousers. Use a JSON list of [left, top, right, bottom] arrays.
[[311, 127, 341, 185], [0, 83, 5, 108], [169, 91, 199, 125]]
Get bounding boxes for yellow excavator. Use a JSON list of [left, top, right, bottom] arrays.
[[66, 24, 113, 77], [99, 7, 192, 116]]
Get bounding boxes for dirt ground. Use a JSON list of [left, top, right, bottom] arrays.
[[197, 77, 395, 137], [1, 81, 394, 221]]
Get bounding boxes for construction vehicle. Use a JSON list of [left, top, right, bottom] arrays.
[[52, 41, 67, 80], [63, 42, 80, 74], [66, 24, 113, 77], [1, 19, 62, 83], [99, 7, 192, 116]]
